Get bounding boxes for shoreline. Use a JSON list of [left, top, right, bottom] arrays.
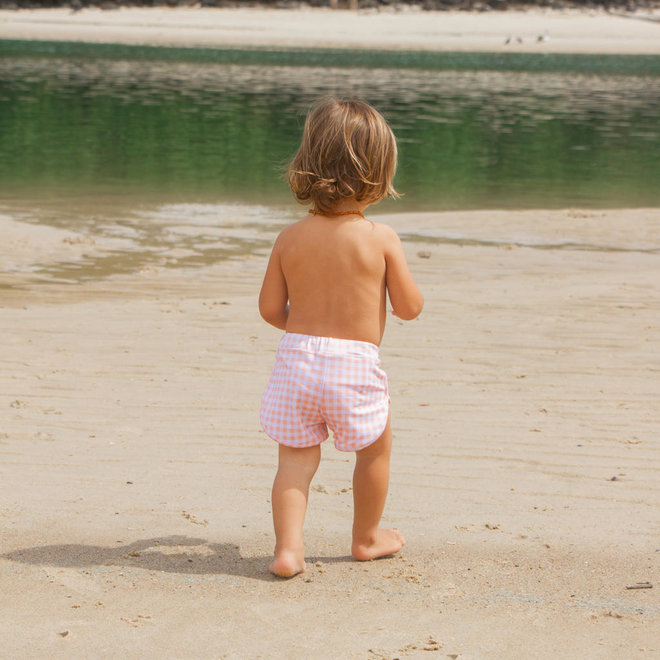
[[2, 6, 660, 54], [2, 206, 659, 293]]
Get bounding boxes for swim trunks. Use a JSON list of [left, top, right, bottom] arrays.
[[260, 333, 389, 452]]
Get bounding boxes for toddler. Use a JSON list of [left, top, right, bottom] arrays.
[[259, 98, 423, 578]]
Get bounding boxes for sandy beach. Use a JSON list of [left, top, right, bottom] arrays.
[[1, 6, 660, 657], [1, 204, 659, 657], [1, 5, 660, 54]]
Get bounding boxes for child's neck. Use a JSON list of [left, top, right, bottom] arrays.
[[322, 199, 370, 215]]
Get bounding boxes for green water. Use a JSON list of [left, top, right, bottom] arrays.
[[1, 41, 660, 212]]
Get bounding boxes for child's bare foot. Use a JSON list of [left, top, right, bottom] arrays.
[[269, 549, 306, 578], [351, 528, 405, 561]]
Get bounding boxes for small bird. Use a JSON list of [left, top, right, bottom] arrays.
[[537, 30, 550, 43]]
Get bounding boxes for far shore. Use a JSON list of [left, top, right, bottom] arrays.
[[1, 6, 660, 54]]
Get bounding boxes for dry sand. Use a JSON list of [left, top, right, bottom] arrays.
[[1, 206, 659, 658], [1, 5, 660, 54]]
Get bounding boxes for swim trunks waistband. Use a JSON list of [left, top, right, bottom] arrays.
[[279, 333, 379, 359]]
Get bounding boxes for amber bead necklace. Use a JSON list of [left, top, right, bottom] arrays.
[[309, 209, 365, 218]]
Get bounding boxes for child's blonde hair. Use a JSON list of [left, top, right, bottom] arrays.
[[288, 98, 399, 212]]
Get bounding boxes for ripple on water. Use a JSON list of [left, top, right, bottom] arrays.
[[0, 202, 296, 286]]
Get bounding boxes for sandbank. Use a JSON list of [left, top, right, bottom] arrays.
[[1, 6, 660, 54]]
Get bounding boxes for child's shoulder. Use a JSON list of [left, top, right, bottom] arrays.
[[273, 218, 304, 243], [369, 219, 398, 236], [369, 220, 402, 249]]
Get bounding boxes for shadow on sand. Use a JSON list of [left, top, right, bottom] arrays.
[[2, 535, 353, 582]]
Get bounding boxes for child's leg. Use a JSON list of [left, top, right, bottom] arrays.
[[270, 443, 321, 578], [351, 416, 405, 561]]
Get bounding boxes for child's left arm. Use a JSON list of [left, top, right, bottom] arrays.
[[259, 236, 289, 330]]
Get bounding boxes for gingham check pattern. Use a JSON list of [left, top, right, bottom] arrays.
[[260, 333, 389, 452]]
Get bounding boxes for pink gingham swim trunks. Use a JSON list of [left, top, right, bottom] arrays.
[[260, 333, 389, 452]]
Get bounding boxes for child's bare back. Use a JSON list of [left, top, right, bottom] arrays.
[[260, 206, 422, 346]]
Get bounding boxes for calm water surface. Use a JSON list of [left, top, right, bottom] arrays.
[[2, 47, 660, 209], [1, 44, 659, 281]]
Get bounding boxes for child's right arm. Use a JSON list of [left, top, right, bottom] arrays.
[[381, 225, 424, 321]]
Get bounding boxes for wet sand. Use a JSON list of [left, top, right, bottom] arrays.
[[1, 207, 659, 657], [2, 6, 660, 54]]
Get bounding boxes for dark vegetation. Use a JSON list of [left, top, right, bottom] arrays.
[[2, 0, 659, 12]]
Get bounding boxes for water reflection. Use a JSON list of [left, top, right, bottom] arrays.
[[1, 57, 659, 210]]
